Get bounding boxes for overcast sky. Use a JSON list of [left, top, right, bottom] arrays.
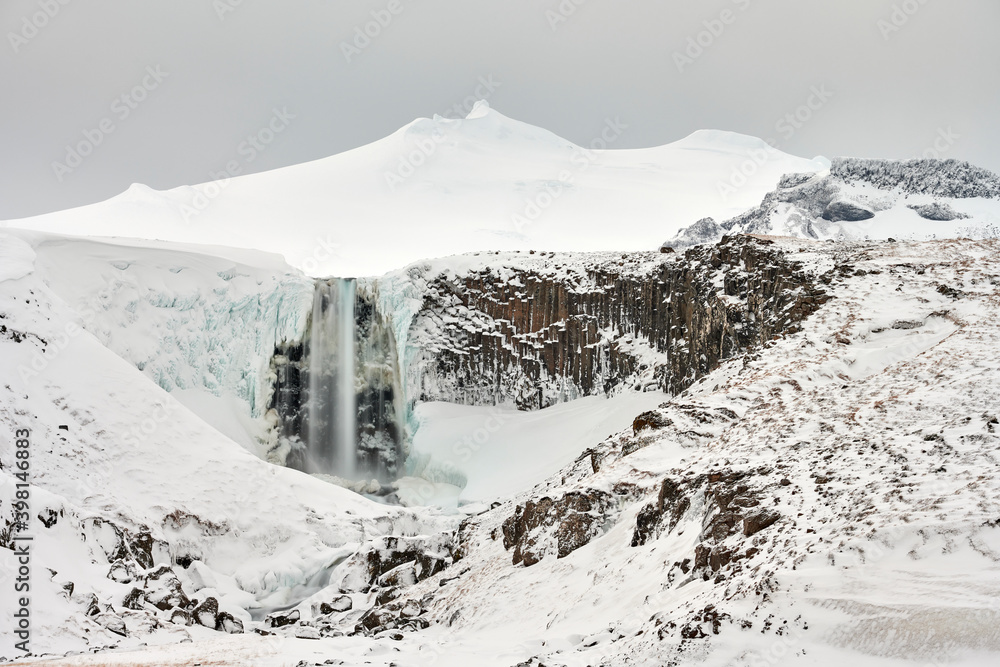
[[2, 0, 998, 220]]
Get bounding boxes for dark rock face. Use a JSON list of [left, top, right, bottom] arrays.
[[666, 157, 1000, 247], [366, 536, 452, 583], [908, 202, 970, 221], [501, 490, 614, 566], [354, 287, 405, 478], [630, 468, 781, 577], [193, 597, 219, 629], [822, 200, 875, 222], [269, 340, 306, 449], [632, 411, 672, 435], [406, 236, 830, 410], [661, 217, 721, 251]]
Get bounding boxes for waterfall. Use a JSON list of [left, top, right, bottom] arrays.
[[269, 278, 404, 483], [306, 278, 357, 478]]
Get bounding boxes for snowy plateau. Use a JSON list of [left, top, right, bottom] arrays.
[[0, 104, 999, 667]]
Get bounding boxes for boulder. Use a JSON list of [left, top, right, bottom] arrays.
[[318, 595, 353, 615], [632, 410, 672, 435], [107, 559, 138, 584], [144, 566, 190, 611], [169, 609, 193, 626], [94, 612, 127, 637], [907, 202, 970, 222], [821, 199, 875, 222], [121, 587, 145, 611], [192, 597, 219, 629], [216, 612, 244, 634], [266, 609, 300, 629]]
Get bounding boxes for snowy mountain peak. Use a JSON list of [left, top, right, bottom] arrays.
[[465, 98, 492, 119], [7, 107, 829, 277], [400, 101, 576, 153]]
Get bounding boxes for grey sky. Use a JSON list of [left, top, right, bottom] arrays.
[[2, 0, 998, 220]]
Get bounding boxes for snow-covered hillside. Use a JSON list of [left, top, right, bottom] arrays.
[[3, 232, 1000, 666], [0, 231, 454, 659], [4, 102, 828, 277], [663, 158, 1000, 249]]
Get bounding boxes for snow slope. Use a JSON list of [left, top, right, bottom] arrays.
[[0, 233, 458, 659], [5, 102, 828, 277], [7, 239, 998, 667], [8, 230, 314, 458], [398, 392, 669, 509], [3, 233, 1000, 666]]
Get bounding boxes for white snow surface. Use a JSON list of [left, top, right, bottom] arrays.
[[0, 234, 36, 283], [9, 230, 314, 457], [4, 103, 828, 277], [2, 234, 1000, 666], [400, 392, 669, 509]]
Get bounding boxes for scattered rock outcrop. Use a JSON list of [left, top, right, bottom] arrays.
[[631, 468, 782, 579], [501, 490, 615, 566], [908, 202, 970, 221], [338, 535, 454, 593], [663, 157, 1000, 248]]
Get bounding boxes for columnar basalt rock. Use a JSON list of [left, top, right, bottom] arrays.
[[406, 236, 830, 410]]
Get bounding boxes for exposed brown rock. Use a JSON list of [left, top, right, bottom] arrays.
[[408, 236, 831, 410], [502, 490, 614, 566]]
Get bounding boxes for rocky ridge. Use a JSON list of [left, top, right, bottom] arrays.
[[663, 157, 1000, 250]]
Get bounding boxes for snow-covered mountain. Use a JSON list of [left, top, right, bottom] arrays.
[[4, 102, 828, 277], [662, 157, 1000, 249], [4, 106, 1000, 666]]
